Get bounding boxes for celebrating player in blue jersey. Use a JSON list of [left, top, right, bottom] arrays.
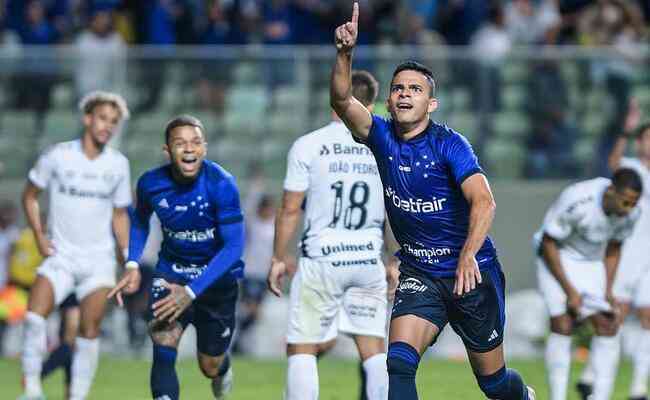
[[330, 3, 534, 400], [108, 115, 245, 400]]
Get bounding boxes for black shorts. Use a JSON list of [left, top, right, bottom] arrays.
[[147, 274, 238, 357], [391, 260, 506, 353], [240, 278, 267, 304], [59, 293, 78, 309]]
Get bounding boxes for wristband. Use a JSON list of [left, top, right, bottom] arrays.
[[125, 261, 139, 269], [184, 285, 196, 300]]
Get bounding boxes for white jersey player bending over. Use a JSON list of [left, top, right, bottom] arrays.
[[536, 170, 642, 400], [267, 70, 396, 400], [19, 91, 131, 400], [577, 107, 650, 400]]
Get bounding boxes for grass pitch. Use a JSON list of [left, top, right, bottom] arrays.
[[0, 356, 634, 399]]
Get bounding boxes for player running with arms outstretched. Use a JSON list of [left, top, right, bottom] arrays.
[[535, 169, 642, 400], [19, 91, 131, 400], [330, 3, 535, 399], [267, 69, 397, 400], [109, 115, 244, 400]]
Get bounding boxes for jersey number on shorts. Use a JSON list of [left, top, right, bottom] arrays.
[[328, 180, 369, 230]]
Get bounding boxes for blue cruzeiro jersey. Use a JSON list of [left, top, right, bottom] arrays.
[[360, 115, 497, 277], [128, 160, 244, 295]]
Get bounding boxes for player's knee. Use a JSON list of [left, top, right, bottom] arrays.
[[149, 321, 183, 347], [78, 323, 101, 339], [198, 357, 221, 378], [477, 367, 526, 400], [386, 342, 420, 378]]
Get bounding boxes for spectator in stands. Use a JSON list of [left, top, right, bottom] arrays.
[[12, 0, 59, 121], [437, 0, 489, 45], [579, 0, 646, 175], [524, 35, 580, 179], [470, 1, 510, 146], [75, 4, 126, 98], [505, 0, 559, 45], [397, 0, 441, 45]]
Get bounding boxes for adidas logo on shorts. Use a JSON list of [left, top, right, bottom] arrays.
[[488, 330, 499, 342]]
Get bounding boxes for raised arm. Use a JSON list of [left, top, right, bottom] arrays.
[[330, 1, 372, 140], [608, 98, 640, 171]]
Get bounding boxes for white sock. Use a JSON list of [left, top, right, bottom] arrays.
[[579, 340, 596, 385], [363, 353, 388, 400], [70, 337, 100, 400], [286, 354, 318, 400], [545, 333, 572, 400], [630, 329, 650, 398], [21, 312, 47, 397], [591, 335, 621, 400]]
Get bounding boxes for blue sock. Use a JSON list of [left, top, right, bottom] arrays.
[[476, 366, 529, 400], [151, 345, 179, 400], [387, 342, 420, 400], [41, 343, 72, 379]]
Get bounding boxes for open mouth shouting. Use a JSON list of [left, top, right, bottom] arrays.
[[179, 155, 200, 173]]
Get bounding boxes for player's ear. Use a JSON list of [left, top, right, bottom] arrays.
[[162, 144, 170, 159], [82, 113, 92, 128], [427, 97, 438, 114]]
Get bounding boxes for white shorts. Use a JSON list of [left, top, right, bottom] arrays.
[[537, 255, 606, 318], [286, 257, 387, 344], [613, 237, 650, 307], [37, 252, 117, 305]]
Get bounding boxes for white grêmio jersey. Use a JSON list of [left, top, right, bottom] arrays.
[[28, 139, 132, 258], [284, 121, 385, 262], [534, 177, 639, 262]]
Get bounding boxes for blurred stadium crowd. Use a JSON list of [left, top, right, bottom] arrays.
[[0, 0, 650, 364]]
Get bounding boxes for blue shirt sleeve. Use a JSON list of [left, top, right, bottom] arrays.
[[188, 221, 245, 297], [441, 132, 484, 186], [127, 177, 153, 264], [214, 176, 244, 225]]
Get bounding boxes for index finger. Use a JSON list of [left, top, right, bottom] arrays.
[[107, 279, 127, 299], [351, 1, 359, 25]]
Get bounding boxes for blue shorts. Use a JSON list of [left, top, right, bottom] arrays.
[[391, 260, 506, 353], [241, 278, 267, 304], [147, 274, 238, 357]]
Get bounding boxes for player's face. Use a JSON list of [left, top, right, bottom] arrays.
[[83, 104, 121, 147], [387, 70, 437, 126], [636, 128, 650, 159], [605, 187, 640, 217], [165, 126, 207, 180]]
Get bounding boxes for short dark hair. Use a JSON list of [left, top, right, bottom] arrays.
[[635, 122, 650, 140], [165, 115, 205, 144], [612, 167, 643, 194], [392, 60, 436, 96], [351, 70, 379, 106]]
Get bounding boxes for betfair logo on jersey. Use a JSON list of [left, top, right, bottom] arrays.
[[163, 227, 215, 242], [319, 143, 371, 157], [385, 186, 446, 213], [397, 278, 428, 294]]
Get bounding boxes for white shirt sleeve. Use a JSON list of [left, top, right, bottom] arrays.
[[283, 138, 311, 192], [542, 186, 581, 241], [28, 146, 57, 189], [112, 157, 132, 208]]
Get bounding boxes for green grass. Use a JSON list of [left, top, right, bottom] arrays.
[[0, 356, 634, 399]]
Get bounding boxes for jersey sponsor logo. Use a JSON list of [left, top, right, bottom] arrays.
[[158, 198, 169, 208], [321, 241, 375, 256], [57, 184, 111, 200], [319, 143, 371, 157], [403, 243, 452, 260], [175, 205, 188, 212], [171, 262, 207, 279], [397, 277, 428, 294], [331, 258, 378, 267], [163, 226, 216, 242], [385, 186, 446, 213]]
